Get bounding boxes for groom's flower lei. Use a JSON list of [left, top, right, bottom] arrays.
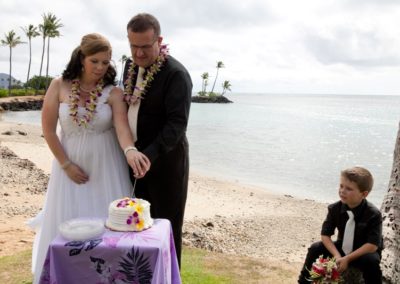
[[124, 44, 169, 105]]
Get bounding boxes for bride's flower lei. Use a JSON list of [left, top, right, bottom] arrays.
[[69, 79, 104, 127], [124, 44, 169, 105]]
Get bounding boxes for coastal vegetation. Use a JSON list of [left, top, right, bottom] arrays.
[[0, 12, 63, 96], [38, 13, 63, 86], [0, 30, 24, 96], [194, 61, 232, 103], [0, 76, 50, 98], [119, 54, 129, 84], [21, 25, 40, 87], [0, 88, 40, 98]]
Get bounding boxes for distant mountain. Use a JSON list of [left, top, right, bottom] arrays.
[[0, 73, 22, 89]]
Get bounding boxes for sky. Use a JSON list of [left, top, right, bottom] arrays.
[[1, 0, 400, 95]]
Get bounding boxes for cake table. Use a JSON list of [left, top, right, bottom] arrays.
[[38, 218, 181, 284]]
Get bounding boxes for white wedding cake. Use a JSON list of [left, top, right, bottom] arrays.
[[106, 197, 153, 232]]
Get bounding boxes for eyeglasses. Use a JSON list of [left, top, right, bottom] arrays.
[[130, 38, 158, 52]]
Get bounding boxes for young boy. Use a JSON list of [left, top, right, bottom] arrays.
[[298, 167, 383, 284]]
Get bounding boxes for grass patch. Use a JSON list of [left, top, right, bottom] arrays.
[[0, 250, 32, 284], [181, 247, 233, 283], [0, 247, 299, 283], [183, 247, 299, 283]]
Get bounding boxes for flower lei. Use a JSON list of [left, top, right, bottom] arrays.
[[124, 44, 169, 105], [69, 79, 104, 127]]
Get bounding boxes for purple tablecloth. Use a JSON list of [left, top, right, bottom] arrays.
[[39, 219, 181, 284]]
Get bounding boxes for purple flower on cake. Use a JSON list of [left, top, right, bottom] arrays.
[[117, 198, 138, 208], [117, 200, 126, 208], [126, 211, 144, 230]]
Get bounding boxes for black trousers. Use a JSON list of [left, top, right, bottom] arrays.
[[130, 142, 189, 268], [298, 241, 382, 284]]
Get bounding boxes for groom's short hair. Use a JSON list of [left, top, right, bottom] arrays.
[[127, 13, 161, 38]]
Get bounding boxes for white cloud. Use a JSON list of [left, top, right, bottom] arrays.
[[1, 0, 400, 95]]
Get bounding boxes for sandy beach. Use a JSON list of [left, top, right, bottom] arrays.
[[0, 120, 328, 271]]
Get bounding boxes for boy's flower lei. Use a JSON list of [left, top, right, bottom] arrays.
[[69, 79, 103, 127], [123, 44, 169, 105], [307, 255, 342, 283]]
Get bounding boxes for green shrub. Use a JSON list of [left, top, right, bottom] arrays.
[[207, 92, 219, 98], [0, 89, 8, 97], [0, 88, 45, 97], [25, 75, 53, 90]]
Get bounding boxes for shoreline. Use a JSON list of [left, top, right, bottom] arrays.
[[0, 120, 328, 267], [0, 108, 386, 208]]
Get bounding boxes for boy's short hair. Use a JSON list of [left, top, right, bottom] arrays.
[[341, 166, 374, 193]]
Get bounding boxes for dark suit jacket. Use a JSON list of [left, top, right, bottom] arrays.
[[123, 56, 192, 163], [123, 55, 192, 265]]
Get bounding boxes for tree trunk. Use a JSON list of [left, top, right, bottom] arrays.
[[37, 35, 46, 93], [39, 36, 45, 77], [120, 61, 125, 86], [46, 37, 50, 78], [45, 37, 51, 90], [26, 38, 32, 89], [381, 125, 400, 284], [210, 69, 219, 94], [8, 46, 12, 97]]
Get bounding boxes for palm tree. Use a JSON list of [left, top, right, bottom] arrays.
[[38, 13, 63, 82], [38, 14, 49, 79], [1, 30, 24, 96], [119, 54, 129, 85], [45, 14, 63, 83], [21, 25, 40, 88], [200, 72, 209, 96], [221, 80, 232, 95], [210, 61, 224, 94]]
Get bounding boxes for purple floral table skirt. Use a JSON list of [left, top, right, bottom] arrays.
[[39, 219, 181, 284]]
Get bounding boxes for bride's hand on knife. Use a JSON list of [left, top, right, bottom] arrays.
[[63, 163, 89, 184], [126, 151, 151, 179]]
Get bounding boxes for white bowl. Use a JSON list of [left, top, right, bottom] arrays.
[[59, 218, 105, 241]]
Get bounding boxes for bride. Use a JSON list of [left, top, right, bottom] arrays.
[[30, 33, 150, 283]]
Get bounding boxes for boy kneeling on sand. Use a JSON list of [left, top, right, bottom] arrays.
[[298, 167, 383, 284]]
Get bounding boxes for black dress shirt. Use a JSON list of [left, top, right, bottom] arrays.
[[321, 199, 383, 251]]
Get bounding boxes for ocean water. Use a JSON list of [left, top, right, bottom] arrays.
[[2, 93, 400, 207]]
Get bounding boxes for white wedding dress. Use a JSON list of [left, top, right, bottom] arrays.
[[30, 85, 132, 283]]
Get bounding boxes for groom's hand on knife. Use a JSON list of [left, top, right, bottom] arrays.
[[126, 151, 151, 179]]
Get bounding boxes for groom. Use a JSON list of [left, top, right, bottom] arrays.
[[123, 13, 192, 266]]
